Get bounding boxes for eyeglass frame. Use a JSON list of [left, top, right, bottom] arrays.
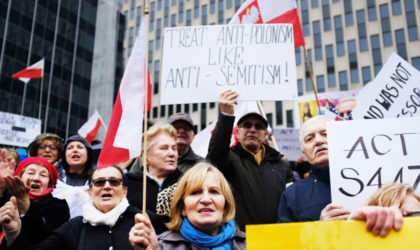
[[38, 144, 59, 151], [90, 177, 124, 187], [238, 121, 267, 130]]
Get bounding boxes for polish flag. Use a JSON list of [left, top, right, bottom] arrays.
[[97, 18, 149, 168], [78, 110, 102, 143], [230, 0, 305, 48], [12, 58, 45, 83]]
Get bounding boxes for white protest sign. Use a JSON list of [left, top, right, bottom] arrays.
[[328, 117, 420, 211], [272, 128, 303, 161], [352, 52, 420, 119], [160, 24, 297, 104], [0, 111, 41, 147]]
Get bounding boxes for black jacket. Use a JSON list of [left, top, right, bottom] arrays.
[[8, 206, 140, 250], [207, 114, 294, 231], [277, 165, 331, 222], [177, 147, 205, 173]]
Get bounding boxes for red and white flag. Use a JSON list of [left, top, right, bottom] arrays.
[[97, 18, 149, 169], [230, 0, 305, 48], [78, 110, 102, 144], [12, 58, 45, 83]]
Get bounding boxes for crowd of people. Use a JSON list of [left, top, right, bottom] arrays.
[[0, 91, 414, 249]]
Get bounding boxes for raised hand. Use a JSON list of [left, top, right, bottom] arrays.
[[129, 213, 158, 250], [4, 176, 30, 214], [218, 90, 239, 115]]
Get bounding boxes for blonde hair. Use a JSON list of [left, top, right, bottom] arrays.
[[366, 183, 420, 207], [166, 163, 236, 231], [142, 124, 177, 151]]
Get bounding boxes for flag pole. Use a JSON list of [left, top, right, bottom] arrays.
[[142, 0, 151, 215], [98, 114, 108, 131], [38, 75, 44, 119], [303, 45, 321, 113], [0, 0, 12, 76], [21, 82, 28, 115], [257, 101, 279, 151]]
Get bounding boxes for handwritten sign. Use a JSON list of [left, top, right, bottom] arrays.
[[0, 111, 41, 147], [327, 117, 420, 210], [352, 53, 420, 119], [160, 24, 297, 104], [272, 128, 303, 161], [246, 218, 420, 250]]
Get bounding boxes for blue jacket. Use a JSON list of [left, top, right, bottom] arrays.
[[277, 165, 331, 222]]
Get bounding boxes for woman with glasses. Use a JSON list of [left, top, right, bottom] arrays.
[[129, 163, 246, 249], [366, 183, 420, 217], [27, 133, 63, 167], [125, 124, 183, 233], [0, 157, 69, 245], [0, 166, 142, 249]]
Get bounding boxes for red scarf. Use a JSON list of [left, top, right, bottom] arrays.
[[28, 187, 54, 201]]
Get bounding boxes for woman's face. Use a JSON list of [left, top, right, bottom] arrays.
[[65, 141, 88, 167], [182, 172, 226, 236], [37, 139, 59, 164], [21, 164, 50, 195], [395, 194, 420, 216], [147, 133, 178, 175], [88, 167, 127, 213]]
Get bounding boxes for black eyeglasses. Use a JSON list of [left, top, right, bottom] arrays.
[[406, 211, 420, 217], [91, 177, 123, 187], [239, 121, 266, 130]]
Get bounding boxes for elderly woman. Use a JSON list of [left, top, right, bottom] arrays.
[[125, 124, 183, 232], [27, 133, 63, 167], [129, 163, 246, 249], [0, 166, 141, 249], [366, 183, 420, 216], [1, 157, 69, 245]]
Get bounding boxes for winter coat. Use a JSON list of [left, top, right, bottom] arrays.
[[157, 231, 246, 250], [207, 113, 294, 231], [8, 206, 140, 250], [277, 165, 331, 222], [177, 147, 205, 173]]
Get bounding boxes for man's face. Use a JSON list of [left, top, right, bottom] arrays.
[[336, 100, 356, 119], [237, 117, 268, 153], [172, 121, 194, 148], [301, 118, 329, 167]]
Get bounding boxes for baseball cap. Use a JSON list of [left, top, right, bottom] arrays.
[[237, 112, 268, 129], [168, 113, 194, 130]]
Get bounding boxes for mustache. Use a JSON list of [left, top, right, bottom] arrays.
[[314, 145, 328, 154]]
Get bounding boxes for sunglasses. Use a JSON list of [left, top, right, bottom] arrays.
[[239, 121, 266, 130], [91, 177, 123, 187], [39, 144, 58, 151]]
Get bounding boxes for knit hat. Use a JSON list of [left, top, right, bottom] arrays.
[[14, 157, 58, 186]]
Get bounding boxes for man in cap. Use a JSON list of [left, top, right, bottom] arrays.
[[207, 90, 294, 231], [168, 113, 204, 173]]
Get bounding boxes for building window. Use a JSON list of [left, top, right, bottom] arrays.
[[322, 0, 331, 31], [227, 0, 232, 9], [154, 60, 160, 94], [325, 44, 335, 88], [186, 9, 191, 26], [210, 0, 216, 14], [313, 21, 322, 60], [160, 105, 166, 117], [152, 107, 158, 118], [392, 0, 402, 15], [412, 57, 420, 71], [202, 5, 208, 25], [404, 0, 419, 41], [395, 29, 407, 59], [176, 104, 182, 112], [193, 103, 198, 111], [201, 103, 206, 130], [276, 101, 283, 125], [218, 0, 224, 24], [156, 19, 162, 49], [184, 104, 190, 113], [370, 34, 382, 75], [172, 0, 176, 5], [362, 66, 371, 85], [301, 0, 310, 36], [171, 14, 176, 27], [150, 2, 156, 30], [194, 0, 199, 18], [367, 0, 377, 21], [179, 0, 184, 23], [344, 0, 354, 26], [286, 110, 294, 128], [306, 78, 313, 91], [295, 47, 301, 65], [297, 79, 303, 96], [316, 75, 325, 93], [168, 104, 174, 116], [356, 10, 368, 52], [334, 15, 345, 56], [235, 0, 241, 11], [339, 71, 348, 91], [158, 0, 162, 10], [164, 0, 169, 27], [380, 4, 392, 47], [311, 0, 319, 8], [347, 40, 359, 83]]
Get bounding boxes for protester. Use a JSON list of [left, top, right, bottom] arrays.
[[0, 166, 140, 249], [129, 163, 246, 249], [1, 157, 69, 245], [367, 183, 420, 216], [125, 124, 183, 233], [27, 133, 63, 167], [52, 135, 93, 218], [206, 90, 293, 231], [3, 148, 20, 169], [335, 98, 357, 119], [168, 113, 205, 173]]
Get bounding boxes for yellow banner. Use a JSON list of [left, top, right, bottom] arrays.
[[246, 217, 420, 250]]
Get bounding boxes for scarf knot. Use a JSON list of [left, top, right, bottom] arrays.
[[180, 218, 236, 250]]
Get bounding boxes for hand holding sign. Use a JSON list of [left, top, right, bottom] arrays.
[[218, 90, 239, 115]]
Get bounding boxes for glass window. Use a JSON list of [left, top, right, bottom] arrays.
[[395, 29, 407, 59], [193, 103, 198, 111], [328, 72, 336, 87], [404, 0, 419, 41], [312, 0, 319, 8], [356, 10, 368, 51], [325, 44, 335, 87], [202, 5, 208, 25], [380, 4, 392, 47], [218, 0, 224, 24], [186, 9, 191, 26], [295, 47, 301, 65], [370, 34, 382, 75], [227, 0, 232, 9], [301, 0, 310, 36], [154, 60, 160, 94], [171, 14, 176, 27], [339, 71, 348, 90], [362, 66, 371, 85], [412, 57, 420, 71], [392, 0, 402, 15], [334, 15, 345, 56], [305, 77, 313, 91], [152, 107, 158, 118], [368, 0, 377, 21], [176, 104, 182, 113], [322, 0, 331, 31], [158, 0, 162, 10], [344, 0, 354, 26], [184, 104, 190, 113], [297, 79, 303, 96], [313, 21, 323, 60], [210, 0, 215, 14], [160, 105, 166, 117], [275, 101, 283, 125], [194, 0, 199, 18], [235, 0, 242, 11], [179, 0, 184, 23], [168, 105, 174, 116], [286, 110, 294, 128], [316, 75, 325, 93]]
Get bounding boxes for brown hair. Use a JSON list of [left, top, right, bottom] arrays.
[[166, 163, 236, 231], [366, 183, 420, 207]]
